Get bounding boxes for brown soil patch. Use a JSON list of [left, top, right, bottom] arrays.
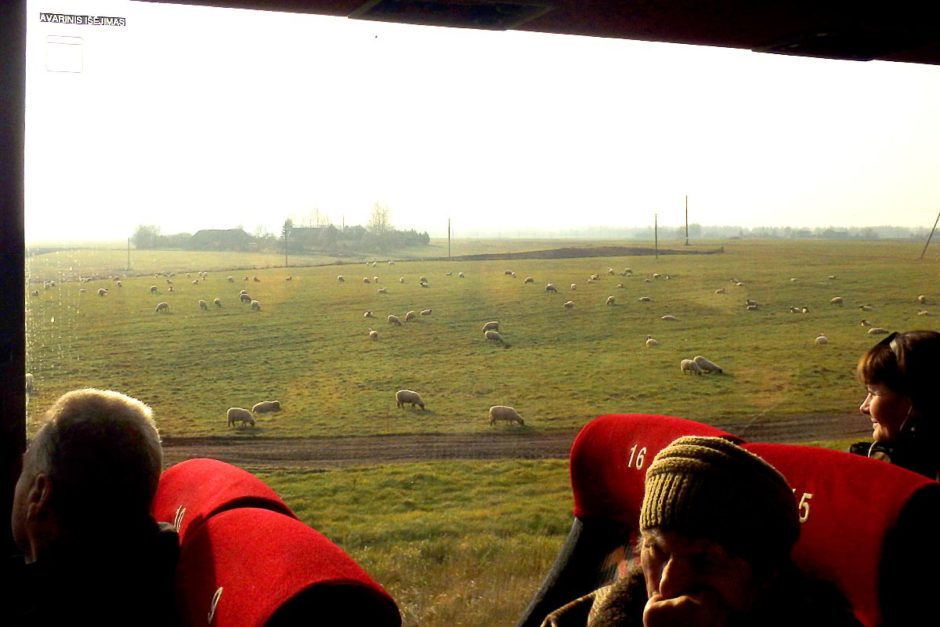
[[162, 413, 868, 470]]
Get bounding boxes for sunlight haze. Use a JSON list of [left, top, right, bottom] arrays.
[[25, 0, 940, 242]]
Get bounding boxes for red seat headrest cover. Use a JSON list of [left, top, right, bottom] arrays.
[[176, 507, 401, 626], [744, 442, 938, 627], [152, 458, 295, 541], [571, 414, 738, 525]]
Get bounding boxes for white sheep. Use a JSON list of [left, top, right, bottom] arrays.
[[693, 355, 724, 374], [227, 276, 234, 283], [396, 389, 425, 410], [638, 296, 652, 302], [917, 295, 928, 305], [830, 296, 844, 305], [745, 304, 759, 311], [868, 327, 891, 336], [369, 329, 379, 341], [484, 329, 510, 348], [199, 300, 208, 311], [616, 283, 624, 289], [404, 310, 417, 322], [253, 276, 261, 283], [420, 309, 432, 316], [337, 275, 345, 283], [250, 300, 261, 311], [714, 288, 726, 294], [564, 300, 575, 309], [373, 276, 379, 283], [419, 276, 428, 283], [155, 302, 169, 313], [458, 272, 465, 278], [504, 270, 514, 276], [524, 277, 534, 284], [399, 277, 405, 283], [680, 359, 703, 375], [214, 298, 222, 308], [545, 283, 558, 293], [97, 288, 108, 297], [377, 287, 388, 294], [482, 321, 500, 332], [645, 336, 658, 348], [606, 296, 615, 306], [570, 283, 577, 291], [858, 304, 873, 311], [364, 311, 374, 318], [489, 405, 524, 426], [252, 400, 281, 414], [363, 277, 371, 284], [860, 319, 872, 326], [917, 310, 931, 316], [388, 314, 402, 326], [815, 334, 829, 345], [623, 268, 633, 276], [240, 293, 252, 304], [590, 274, 599, 281], [608, 268, 615, 275], [445, 271, 453, 277], [660, 314, 677, 321], [227, 407, 255, 427]]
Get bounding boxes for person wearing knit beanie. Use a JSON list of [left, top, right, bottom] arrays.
[[542, 436, 860, 627]]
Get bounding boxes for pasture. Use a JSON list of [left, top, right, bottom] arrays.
[[25, 239, 938, 437]]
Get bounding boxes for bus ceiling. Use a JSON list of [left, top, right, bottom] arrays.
[[135, 0, 940, 65]]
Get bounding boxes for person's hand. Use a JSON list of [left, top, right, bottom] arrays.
[[643, 592, 730, 627]]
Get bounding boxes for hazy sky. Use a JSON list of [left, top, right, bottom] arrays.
[[25, 0, 940, 242]]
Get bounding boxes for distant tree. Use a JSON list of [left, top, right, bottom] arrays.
[[132, 224, 161, 249], [368, 202, 391, 234]]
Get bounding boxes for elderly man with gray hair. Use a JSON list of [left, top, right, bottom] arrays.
[[4, 389, 179, 626]]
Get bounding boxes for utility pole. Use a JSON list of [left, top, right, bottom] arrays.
[[654, 213, 659, 260], [921, 210, 940, 260], [685, 195, 690, 246]]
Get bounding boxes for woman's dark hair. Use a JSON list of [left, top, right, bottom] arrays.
[[857, 330, 940, 416]]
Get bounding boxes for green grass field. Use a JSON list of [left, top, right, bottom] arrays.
[[23, 238, 940, 626], [25, 238, 939, 437]]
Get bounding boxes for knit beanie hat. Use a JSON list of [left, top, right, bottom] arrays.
[[640, 436, 800, 569]]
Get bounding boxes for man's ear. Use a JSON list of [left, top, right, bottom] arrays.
[[26, 473, 53, 522]]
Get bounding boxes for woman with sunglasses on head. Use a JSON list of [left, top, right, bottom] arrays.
[[850, 330, 940, 480]]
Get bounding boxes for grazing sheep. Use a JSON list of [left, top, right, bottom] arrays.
[[623, 268, 633, 276], [645, 336, 659, 348], [660, 314, 677, 321], [227, 276, 234, 283], [489, 405, 524, 426], [420, 282, 429, 288], [253, 276, 260, 283], [868, 327, 891, 336], [680, 359, 703, 375], [564, 300, 575, 309], [570, 283, 577, 291], [199, 300, 208, 311], [373, 276, 379, 283], [240, 289, 249, 295], [545, 283, 558, 293], [860, 319, 872, 326], [168, 286, 174, 293], [363, 277, 371, 284], [388, 314, 403, 326], [155, 302, 169, 313], [405, 310, 417, 322], [828, 275, 837, 280], [788, 307, 802, 313], [608, 268, 615, 275], [484, 329, 510, 348], [858, 304, 873, 311], [830, 296, 844, 305], [214, 298, 222, 308], [377, 287, 388, 294], [481, 321, 500, 332], [399, 277, 405, 283], [745, 304, 759, 311], [25, 373, 33, 395], [116, 280, 122, 287], [458, 272, 465, 278], [918, 310, 931, 316], [815, 334, 829, 345], [337, 275, 345, 283], [192, 279, 199, 285], [638, 296, 652, 302], [396, 389, 425, 410], [369, 329, 379, 340], [745, 299, 758, 307], [524, 277, 534, 284], [693, 355, 724, 374], [420, 309, 432, 316], [240, 293, 252, 303], [606, 296, 615, 306], [510, 272, 517, 278], [227, 407, 255, 427], [445, 271, 453, 277], [97, 288, 108, 297], [617, 283, 624, 289], [364, 311, 374, 318], [250, 300, 261, 311], [504, 270, 514, 276], [714, 288, 726, 294], [590, 274, 599, 281], [252, 400, 281, 414], [918, 295, 928, 305]]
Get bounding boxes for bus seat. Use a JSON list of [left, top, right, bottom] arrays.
[[152, 458, 295, 541], [744, 443, 940, 627], [517, 413, 738, 627], [176, 507, 401, 626]]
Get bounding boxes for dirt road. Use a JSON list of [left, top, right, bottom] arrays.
[[162, 413, 869, 469]]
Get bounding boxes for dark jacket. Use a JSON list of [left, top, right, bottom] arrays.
[[542, 566, 862, 627], [2, 520, 179, 627], [849, 414, 940, 480]]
